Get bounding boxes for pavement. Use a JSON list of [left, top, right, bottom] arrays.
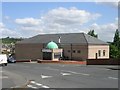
[[1, 62, 119, 89]]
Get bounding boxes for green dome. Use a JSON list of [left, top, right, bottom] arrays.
[[46, 41, 58, 49]]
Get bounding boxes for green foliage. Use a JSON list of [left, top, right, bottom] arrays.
[[119, 37, 120, 50], [110, 44, 120, 59], [113, 29, 120, 48], [87, 30, 98, 38], [1, 37, 23, 44], [110, 29, 120, 59]]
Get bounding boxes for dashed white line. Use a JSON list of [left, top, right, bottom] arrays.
[[30, 81, 36, 84], [62, 70, 90, 76], [31, 81, 42, 86], [27, 85, 38, 89], [41, 74, 53, 79], [44, 67, 90, 76], [41, 85, 50, 88], [35, 83, 42, 86], [79, 73, 90, 76], [108, 77, 118, 80], [61, 73, 71, 76], [28, 81, 50, 88]]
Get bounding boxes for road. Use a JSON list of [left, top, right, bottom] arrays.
[[1, 62, 119, 89]]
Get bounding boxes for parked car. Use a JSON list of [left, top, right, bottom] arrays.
[[0, 54, 8, 66], [7, 53, 16, 63]]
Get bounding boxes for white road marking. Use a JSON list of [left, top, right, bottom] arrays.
[[41, 74, 53, 79], [27, 85, 38, 89], [44, 67, 90, 76], [31, 81, 42, 86], [30, 81, 36, 84], [61, 70, 90, 76], [29, 81, 50, 88], [79, 73, 90, 76], [35, 83, 42, 86], [108, 77, 118, 80], [42, 85, 50, 88], [61, 73, 71, 76], [0, 76, 8, 79]]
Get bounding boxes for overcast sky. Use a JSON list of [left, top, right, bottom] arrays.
[[0, 1, 118, 42]]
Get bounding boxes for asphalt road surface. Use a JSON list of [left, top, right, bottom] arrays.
[[1, 62, 119, 89]]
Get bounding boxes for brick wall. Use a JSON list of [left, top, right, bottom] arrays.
[[15, 43, 43, 60], [87, 58, 120, 65], [61, 44, 88, 60]]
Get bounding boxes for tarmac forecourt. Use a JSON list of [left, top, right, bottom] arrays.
[[1, 62, 119, 89]]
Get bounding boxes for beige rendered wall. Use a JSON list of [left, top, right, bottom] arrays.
[[61, 44, 88, 60], [88, 45, 109, 59], [15, 43, 43, 60]]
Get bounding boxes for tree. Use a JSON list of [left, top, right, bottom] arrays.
[[118, 34, 120, 58], [110, 29, 120, 59], [113, 29, 120, 48], [110, 44, 120, 59], [87, 30, 98, 38]]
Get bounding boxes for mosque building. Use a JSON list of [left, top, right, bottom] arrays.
[[15, 33, 109, 61]]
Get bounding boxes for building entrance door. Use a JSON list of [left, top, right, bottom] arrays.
[[43, 52, 52, 60]]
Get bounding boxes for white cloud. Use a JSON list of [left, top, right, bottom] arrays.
[[42, 7, 101, 26], [0, 22, 5, 28], [6, 7, 117, 42], [89, 18, 118, 41], [15, 18, 42, 26], [0, 22, 21, 38], [19, 26, 44, 37], [15, 7, 101, 36]]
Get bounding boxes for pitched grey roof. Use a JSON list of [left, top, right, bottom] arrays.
[[17, 33, 108, 45]]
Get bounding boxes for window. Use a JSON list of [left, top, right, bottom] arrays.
[[103, 50, 106, 56], [73, 50, 76, 53], [98, 50, 101, 57], [68, 50, 71, 53], [77, 50, 81, 53]]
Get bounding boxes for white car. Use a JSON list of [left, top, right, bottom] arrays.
[[0, 54, 8, 66]]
